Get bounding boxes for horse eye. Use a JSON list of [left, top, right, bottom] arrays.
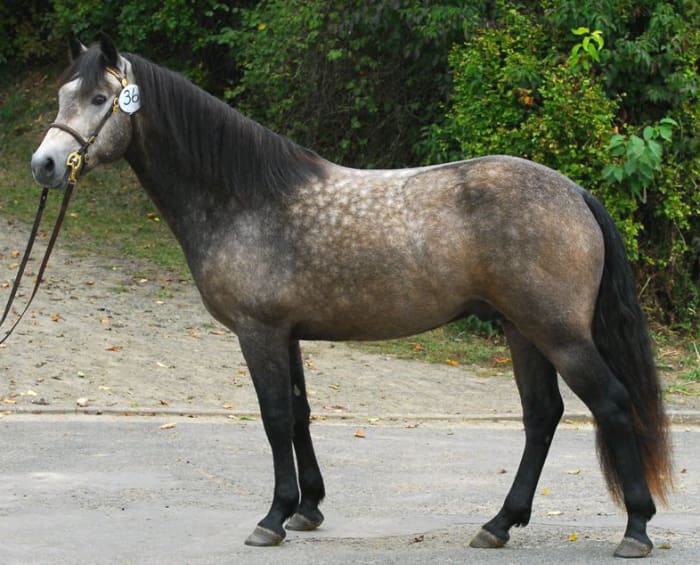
[[91, 94, 108, 106]]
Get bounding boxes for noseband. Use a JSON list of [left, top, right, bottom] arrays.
[[47, 65, 129, 183], [0, 66, 131, 344]]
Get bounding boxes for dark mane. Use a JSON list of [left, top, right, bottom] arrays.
[[63, 47, 327, 207]]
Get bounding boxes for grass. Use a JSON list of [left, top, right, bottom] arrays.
[[0, 65, 188, 277], [1, 66, 699, 395], [357, 318, 511, 373]]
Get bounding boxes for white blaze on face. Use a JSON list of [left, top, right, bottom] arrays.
[[31, 79, 87, 187]]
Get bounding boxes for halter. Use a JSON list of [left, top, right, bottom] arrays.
[[0, 65, 130, 344], [47, 65, 128, 184]]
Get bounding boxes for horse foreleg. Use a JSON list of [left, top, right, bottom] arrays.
[[286, 339, 326, 531], [471, 323, 563, 549], [238, 327, 298, 546]]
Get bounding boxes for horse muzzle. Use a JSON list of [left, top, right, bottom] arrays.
[[31, 147, 69, 189]]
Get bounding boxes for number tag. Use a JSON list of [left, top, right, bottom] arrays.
[[118, 85, 141, 114]]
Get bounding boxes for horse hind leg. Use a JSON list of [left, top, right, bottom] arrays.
[[548, 338, 657, 558], [471, 322, 563, 549], [285, 340, 326, 531]]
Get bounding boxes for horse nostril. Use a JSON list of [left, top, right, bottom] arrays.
[[44, 156, 55, 173]]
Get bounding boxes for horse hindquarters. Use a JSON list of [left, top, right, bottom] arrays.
[[545, 192, 670, 557]]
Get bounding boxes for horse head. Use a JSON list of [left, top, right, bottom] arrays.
[[31, 34, 136, 188]]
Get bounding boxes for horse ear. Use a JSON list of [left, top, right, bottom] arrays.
[[98, 32, 119, 68], [68, 35, 87, 61]]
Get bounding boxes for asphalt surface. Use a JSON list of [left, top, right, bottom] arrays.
[[1, 414, 698, 564]]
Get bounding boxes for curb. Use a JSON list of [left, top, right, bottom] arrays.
[[3, 405, 700, 426]]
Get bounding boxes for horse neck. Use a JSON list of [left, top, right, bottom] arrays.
[[123, 62, 326, 237]]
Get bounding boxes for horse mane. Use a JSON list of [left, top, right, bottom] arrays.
[[61, 48, 327, 207]]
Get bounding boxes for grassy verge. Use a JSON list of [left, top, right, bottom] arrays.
[[1, 66, 698, 396], [0, 65, 187, 276]]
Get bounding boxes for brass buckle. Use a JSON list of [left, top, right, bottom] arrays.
[[66, 151, 83, 184]]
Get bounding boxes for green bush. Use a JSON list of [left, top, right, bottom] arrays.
[[1, 0, 698, 328], [427, 0, 699, 328], [221, 0, 477, 167]]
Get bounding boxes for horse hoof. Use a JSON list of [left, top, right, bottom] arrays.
[[286, 511, 323, 531], [614, 536, 652, 558], [244, 525, 285, 547], [469, 528, 507, 549]]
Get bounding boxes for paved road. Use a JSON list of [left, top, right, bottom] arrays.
[[1, 415, 698, 564]]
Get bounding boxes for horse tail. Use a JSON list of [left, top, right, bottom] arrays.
[[581, 190, 672, 506]]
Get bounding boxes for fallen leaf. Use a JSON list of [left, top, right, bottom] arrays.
[[159, 400, 169, 406], [547, 510, 563, 516], [568, 533, 578, 542], [25, 390, 38, 396], [98, 386, 112, 391], [405, 423, 419, 429], [235, 369, 247, 376], [84, 280, 95, 286], [50, 313, 63, 322], [146, 212, 160, 222], [680, 468, 687, 474], [493, 356, 511, 365], [106, 345, 122, 352], [354, 429, 366, 438], [657, 543, 672, 550], [159, 422, 177, 430], [1, 398, 17, 405], [542, 487, 551, 496], [412, 343, 425, 352], [412, 534, 425, 543], [328, 383, 340, 391], [367, 417, 380, 424], [11, 250, 20, 258], [222, 403, 234, 410], [209, 329, 227, 336], [566, 469, 582, 475], [446, 358, 459, 367], [76, 397, 89, 407]]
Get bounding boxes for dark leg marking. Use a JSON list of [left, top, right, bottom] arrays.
[[286, 340, 325, 531], [238, 327, 298, 546]]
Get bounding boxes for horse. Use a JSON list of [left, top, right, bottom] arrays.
[[30, 35, 672, 558]]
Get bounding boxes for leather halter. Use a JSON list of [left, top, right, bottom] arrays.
[[0, 65, 129, 344], [47, 65, 128, 184]]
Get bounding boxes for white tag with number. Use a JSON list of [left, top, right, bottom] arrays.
[[118, 84, 141, 114]]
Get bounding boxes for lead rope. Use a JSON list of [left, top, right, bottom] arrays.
[[0, 175, 76, 345], [0, 64, 128, 344]]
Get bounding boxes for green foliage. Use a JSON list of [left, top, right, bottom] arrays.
[[1, 0, 699, 329], [602, 118, 678, 202], [427, 0, 700, 327], [569, 26, 605, 71], [220, 0, 477, 167], [0, 1, 53, 68]]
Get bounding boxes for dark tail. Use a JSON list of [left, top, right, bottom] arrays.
[[581, 190, 672, 506]]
